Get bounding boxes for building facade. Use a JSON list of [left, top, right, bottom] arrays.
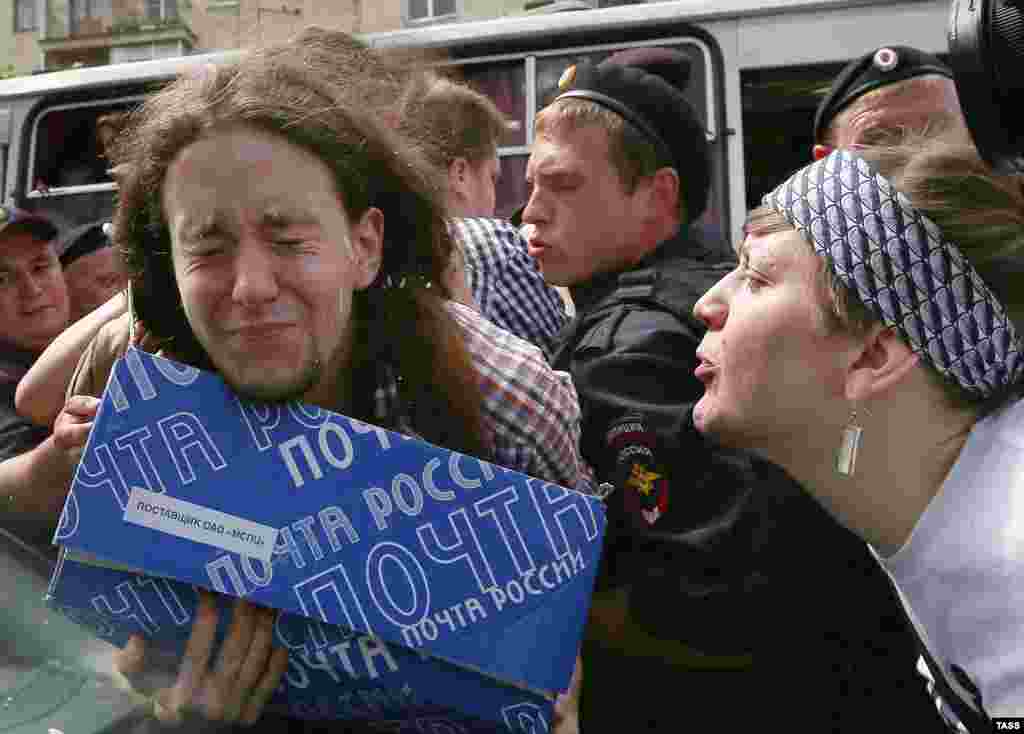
[[2, 0, 638, 77]]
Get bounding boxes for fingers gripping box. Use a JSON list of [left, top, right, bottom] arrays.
[[47, 348, 605, 733]]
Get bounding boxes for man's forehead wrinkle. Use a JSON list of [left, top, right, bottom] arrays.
[[0, 239, 54, 264], [533, 153, 582, 180], [262, 198, 320, 223], [842, 77, 956, 126], [175, 197, 315, 238]]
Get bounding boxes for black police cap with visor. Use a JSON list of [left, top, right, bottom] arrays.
[[813, 45, 953, 144], [553, 47, 711, 224]]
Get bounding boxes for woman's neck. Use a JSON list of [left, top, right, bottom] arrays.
[[767, 383, 978, 556]]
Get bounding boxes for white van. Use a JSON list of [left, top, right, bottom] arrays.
[[0, 0, 949, 247], [0, 3, 950, 730]]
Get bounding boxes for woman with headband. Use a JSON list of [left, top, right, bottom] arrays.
[[692, 136, 1023, 730]]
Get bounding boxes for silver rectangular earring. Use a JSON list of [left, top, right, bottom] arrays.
[[835, 408, 863, 477]]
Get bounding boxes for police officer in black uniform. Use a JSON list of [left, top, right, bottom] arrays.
[[523, 48, 768, 730]]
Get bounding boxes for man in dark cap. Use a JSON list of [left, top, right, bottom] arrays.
[[0, 204, 75, 558], [522, 48, 767, 730], [813, 45, 969, 158], [56, 221, 125, 322]]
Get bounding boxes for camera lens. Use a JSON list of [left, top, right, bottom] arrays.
[[949, 0, 1024, 173]]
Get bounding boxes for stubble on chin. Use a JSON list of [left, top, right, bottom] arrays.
[[219, 353, 322, 403], [228, 368, 319, 403]]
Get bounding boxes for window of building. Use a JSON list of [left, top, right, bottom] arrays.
[[15, 0, 37, 32], [111, 41, 183, 63], [146, 0, 179, 21], [406, 0, 457, 24], [70, 0, 113, 34]]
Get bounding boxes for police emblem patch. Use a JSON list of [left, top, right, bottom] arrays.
[[605, 414, 670, 526], [624, 463, 669, 525]]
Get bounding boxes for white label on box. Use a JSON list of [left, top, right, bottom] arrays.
[[124, 487, 278, 564]]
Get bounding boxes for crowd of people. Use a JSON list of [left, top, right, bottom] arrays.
[[0, 25, 1020, 734]]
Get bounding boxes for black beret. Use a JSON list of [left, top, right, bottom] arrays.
[[814, 45, 953, 143], [554, 47, 710, 223], [57, 221, 111, 267]]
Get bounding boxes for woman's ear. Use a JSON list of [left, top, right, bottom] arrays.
[[349, 206, 384, 289], [844, 323, 920, 402]]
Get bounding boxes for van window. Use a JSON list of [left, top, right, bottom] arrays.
[[740, 63, 845, 208], [494, 154, 529, 220], [457, 61, 525, 219], [462, 60, 527, 147], [24, 98, 140, 234]]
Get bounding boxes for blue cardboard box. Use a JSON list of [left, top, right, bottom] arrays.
[[47, 348, 605, 732]]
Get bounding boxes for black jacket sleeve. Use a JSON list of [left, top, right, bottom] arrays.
[[568, 298, 768, 653], [570, 303, 751, 536]]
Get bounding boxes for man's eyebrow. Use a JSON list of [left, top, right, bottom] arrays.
[[261, 207, 317, 228], [179, 215, 220, 240], [189, 224, 223, 241], [529, 165, 582, 184]]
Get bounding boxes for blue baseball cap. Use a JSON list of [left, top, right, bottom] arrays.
[[0, 204, 58, 242]]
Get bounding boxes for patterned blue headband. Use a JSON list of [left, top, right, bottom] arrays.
[[763, 149, 1024, 398]]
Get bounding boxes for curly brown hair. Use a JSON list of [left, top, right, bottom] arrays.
[[110, 39, 489, 458]]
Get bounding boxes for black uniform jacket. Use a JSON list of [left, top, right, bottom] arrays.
[[551, 227, 767, 653]]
